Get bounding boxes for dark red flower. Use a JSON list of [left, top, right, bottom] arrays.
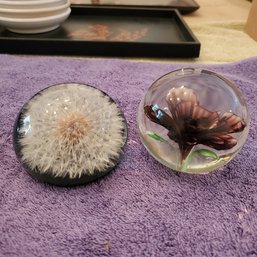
[[144, 87, 246, 163]]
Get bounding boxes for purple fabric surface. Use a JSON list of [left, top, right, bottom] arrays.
[[0, 54, 257, 257]]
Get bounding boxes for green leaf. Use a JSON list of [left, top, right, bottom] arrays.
[[193, 149, 219, 160], [182, 148, 219, 171], [146, 131, 166, 142]]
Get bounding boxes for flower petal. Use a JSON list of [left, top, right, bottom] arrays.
[[191, 112, 245, 151], [166, 87, 198, 115], [214, 112, 246, 133], [199, 133, 237, 150], [144, 105, 174, 131], [173, 101, 219, 131]]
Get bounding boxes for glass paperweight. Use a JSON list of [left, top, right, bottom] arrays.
[[13, 83, 127, 186], [137, 69, 249, 174]]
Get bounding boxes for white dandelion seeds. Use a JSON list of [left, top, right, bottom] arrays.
[[16, 83, 126, 179]]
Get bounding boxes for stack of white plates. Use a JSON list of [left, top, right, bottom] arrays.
[[0, 0, 71, 33]]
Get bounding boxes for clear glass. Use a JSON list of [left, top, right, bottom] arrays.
[[137, 68, 250, 174]]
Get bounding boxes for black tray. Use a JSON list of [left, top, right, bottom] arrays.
[[70, 0, 200, 14], [0, 6, 201, 58]]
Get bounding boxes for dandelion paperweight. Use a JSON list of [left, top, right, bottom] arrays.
[[13, 83, 127, 186], [137, 68, 249, 174]]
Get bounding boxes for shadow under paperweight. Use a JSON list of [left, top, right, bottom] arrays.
[[13, 83, 127, 186], [137, 68, 250, 174]]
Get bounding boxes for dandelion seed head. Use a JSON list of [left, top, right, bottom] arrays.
[[16, 83, 127, 180], [56, 112, 90, 144]]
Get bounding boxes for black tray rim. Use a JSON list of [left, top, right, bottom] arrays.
[[70, 0, 200, 14]]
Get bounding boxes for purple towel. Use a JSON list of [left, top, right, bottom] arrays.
[[0, 55, 257, 256]]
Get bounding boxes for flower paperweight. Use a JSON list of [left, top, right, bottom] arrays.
[[13, 83, 127, 186], [137, 69, 249, 174]]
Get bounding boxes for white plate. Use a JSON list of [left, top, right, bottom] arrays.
[[0, 0, 67, 9], [0, 7, 71, 34], [0, 2, 70, 18]]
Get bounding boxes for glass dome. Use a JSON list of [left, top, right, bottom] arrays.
[[137, 68, 249, 174], [13, 83, 127, 186]]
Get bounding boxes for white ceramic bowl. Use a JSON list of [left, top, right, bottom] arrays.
[[0, 2, 70, 18], [0, 0, 67, 9], [0, 7, 71, 33]]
